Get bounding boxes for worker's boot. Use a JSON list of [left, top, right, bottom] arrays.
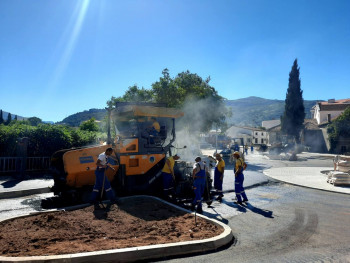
[[196, 204, 203, 214]]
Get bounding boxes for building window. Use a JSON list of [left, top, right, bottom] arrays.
[[327, 114, 331, 122], [261, 138, 264, 144], [255, 132, 258, 136], [255, 138, 258, 143]]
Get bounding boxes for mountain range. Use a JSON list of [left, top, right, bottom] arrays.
[[58, 97, 320, 127]]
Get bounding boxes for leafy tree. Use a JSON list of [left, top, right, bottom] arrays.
[[281, 59, 305, 143], [327, 107, 350, 153], [152, 69, 228, 132], [0, 110, 4, 124], [107, 85, 154, 108], [107, 69, 229, 132], [80, 118, 99, 132], [14, 115, 18, 121], [28, 117, 42, 126]]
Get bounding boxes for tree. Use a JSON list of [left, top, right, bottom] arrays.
[[5, 113, 12, 125], [0, 110, 3, 124], [107, 85, 154, 108], [327, 106, 350, 153], [28, 117, 42, 126], [153, 69, 229, 132], [80, 118, 99, 132], [281, 59, 305, 143], [106, 69, 229, 132]]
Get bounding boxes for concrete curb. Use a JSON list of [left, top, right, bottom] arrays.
[[263, 169, 350, 196], [0, 195, 233, 263], [0, 187, 51, 199]]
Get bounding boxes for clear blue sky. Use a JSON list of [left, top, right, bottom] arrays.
[[0, 0, 349, 122]]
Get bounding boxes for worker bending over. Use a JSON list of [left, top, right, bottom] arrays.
[[90, 148, 117, 205]]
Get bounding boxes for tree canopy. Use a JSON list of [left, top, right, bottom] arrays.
[[80, 118, 99, 132], [107, 69, 229, 132], [281, 59, 305, 143], [0, 110, 4, 124], [327, 106, 350, 153], [28, 117, 42, 126]]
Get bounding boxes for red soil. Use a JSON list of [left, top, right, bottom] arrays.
[[0, 197, 223, 257]]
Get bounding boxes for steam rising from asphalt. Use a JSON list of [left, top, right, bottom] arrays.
[[174, 97, 223, 161]]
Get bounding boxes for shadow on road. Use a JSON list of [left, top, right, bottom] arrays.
[[1, 179, 21, 188], [203, 206, 229, 224], [244, 202, 274, 218], [222, 199, 274, 218]]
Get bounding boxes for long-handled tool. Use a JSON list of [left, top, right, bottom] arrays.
[[99, 165, 115, 210]]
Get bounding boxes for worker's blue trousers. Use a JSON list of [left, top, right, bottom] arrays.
[[162, 172, 174, 196], [193, 177, 205, 209], [90, 168, 115, 202], [235, 172, 248, 202], [214, 167, 223, 196]]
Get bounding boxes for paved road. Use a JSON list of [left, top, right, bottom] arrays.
[[156, 152, 350, 263], [1, 151, 349, 262]]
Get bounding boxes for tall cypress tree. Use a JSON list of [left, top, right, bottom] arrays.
[[281, 59, 305, 143], [0, 110, 3, 124], [5, 113, 12, 125]]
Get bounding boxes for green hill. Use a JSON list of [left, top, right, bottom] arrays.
[[59, 108, 107, 126], [58, 97, 319, 127], [226, 96, 318, 127]]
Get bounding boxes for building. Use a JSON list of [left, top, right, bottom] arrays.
[[226, 125, 268, 146], [311, 99, 350, 125], [252, 129, 268, 145], [262, 119, 281, 130]]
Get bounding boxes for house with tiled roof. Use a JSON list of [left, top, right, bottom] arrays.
[[311, 99, 350, 125]]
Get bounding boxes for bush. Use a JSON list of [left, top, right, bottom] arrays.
[[0, 123, 98, 157]]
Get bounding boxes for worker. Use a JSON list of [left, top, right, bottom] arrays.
[[251, 145, 254, 153], [147, 117, 160, 144], [192, 156, 207, 213], [161, 154, 180, 198], [229, 151, 237, 172], [214, 153, 225, 202], [148, 117, 160, 136], [245, 145, 248, 155], [233, 151, 248, 205], [90, 147, 117, 206]]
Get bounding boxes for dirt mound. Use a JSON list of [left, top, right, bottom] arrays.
[[0, 197, 223, 257]]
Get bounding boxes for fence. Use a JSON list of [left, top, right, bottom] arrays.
[[0, 157, 51, 174]]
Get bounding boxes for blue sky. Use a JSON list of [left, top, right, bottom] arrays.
[[0, 0, 349, 122]]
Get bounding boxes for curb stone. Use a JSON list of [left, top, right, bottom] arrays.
[[263, 169, 350, 196], [0, 187, 51, 199], [0, 195, 233, 263]]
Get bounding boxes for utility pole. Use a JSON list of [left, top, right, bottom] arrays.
[[106, 107, 112, 145]]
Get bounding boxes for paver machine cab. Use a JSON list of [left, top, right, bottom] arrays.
[[49, 102, 212, 205]]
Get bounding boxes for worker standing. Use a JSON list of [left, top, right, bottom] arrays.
[[214, 153, 225, 202], [192, 156, 206, 213], [161, 154, 180, 198], [90, 147, 117, 205], [233, 151, 248, 205]]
